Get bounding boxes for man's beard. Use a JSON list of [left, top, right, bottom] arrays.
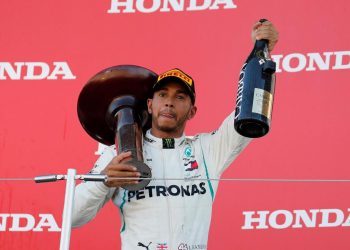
[[152, 109, 190, 135]]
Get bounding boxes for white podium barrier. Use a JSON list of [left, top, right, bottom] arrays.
[[1, 172, 348, 249], [34, 169, 107, 250], [60, 169, 76, 250]]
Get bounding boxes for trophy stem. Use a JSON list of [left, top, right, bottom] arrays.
[[107, 96, 152, 191], [115, 109, 143, 161]]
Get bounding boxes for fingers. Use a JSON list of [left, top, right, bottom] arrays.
[[252, 21, 262, 31], [105, 167, 141, 187], [251, 20, 279, 52], [105, 165, 141, 187], [102, 151, 141, 187], [251, 22, 262, 44], [110, 151, 132, 164]]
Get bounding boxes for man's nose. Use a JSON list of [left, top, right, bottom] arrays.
[[164, 97, 174, 107]]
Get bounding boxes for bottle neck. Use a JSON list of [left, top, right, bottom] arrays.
[[255, 39, 269, 51], [249, 39, 270, 61]]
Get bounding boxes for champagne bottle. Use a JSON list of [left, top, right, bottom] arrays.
[[234, 19, 276, 138]]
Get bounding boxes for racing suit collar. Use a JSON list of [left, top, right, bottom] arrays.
[[144, 129, 186, 149]]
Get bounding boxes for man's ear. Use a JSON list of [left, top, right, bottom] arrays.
[[147, 98, 153, 114], [187, 105, 197, 120]]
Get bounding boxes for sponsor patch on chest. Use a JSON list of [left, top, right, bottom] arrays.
[[183, 146, 201, 179]]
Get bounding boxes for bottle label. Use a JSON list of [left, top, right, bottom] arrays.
[[252, 88, 273, 119]]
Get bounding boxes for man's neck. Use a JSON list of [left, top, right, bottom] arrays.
[[149, 128, 184, 139]]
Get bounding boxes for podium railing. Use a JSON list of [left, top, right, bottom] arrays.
[[34, 169, 107, 250], [2, 172, 350, 249]]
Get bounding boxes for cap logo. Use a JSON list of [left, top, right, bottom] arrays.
[[157, 69, 193, 86]]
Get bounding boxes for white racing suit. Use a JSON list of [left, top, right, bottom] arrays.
[[72, 112, 251, 250]]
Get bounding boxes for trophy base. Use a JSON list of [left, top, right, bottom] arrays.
[[122, 159, 152, 191]]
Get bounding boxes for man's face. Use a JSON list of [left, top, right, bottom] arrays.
[[147, 81, 197, 137]]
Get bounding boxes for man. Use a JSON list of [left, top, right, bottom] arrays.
[[72, 20, 279, 250]]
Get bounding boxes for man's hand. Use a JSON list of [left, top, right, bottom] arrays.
[[251, 20, 279, 52], [101, 151, 141, 188]]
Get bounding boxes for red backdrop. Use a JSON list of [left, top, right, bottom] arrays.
[[1, 0, 350, 249]]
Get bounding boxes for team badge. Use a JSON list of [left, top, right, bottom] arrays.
[[184, 146, 192, 157]]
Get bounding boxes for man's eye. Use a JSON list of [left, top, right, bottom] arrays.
[[177, 95, 185, 99], [159, 93, 165, 97]]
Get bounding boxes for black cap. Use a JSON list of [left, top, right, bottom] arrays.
[[153, 68, 195, 104]]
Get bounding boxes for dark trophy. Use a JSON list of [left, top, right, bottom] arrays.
[[234, 19, 276, 138], [77, 65, 157, 191]]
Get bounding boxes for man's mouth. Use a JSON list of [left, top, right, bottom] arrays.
[[160, 111, 176, 119]]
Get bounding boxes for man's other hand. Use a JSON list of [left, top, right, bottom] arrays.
[[251, 20, 279, 52]]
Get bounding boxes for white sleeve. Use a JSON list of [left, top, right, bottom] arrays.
[[199, 111, 252, 176], [72, 145, 117, 228]]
